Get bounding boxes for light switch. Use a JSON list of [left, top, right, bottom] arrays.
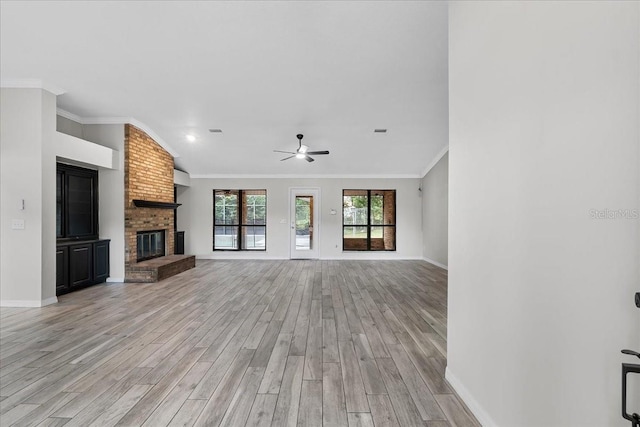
[[12, 219, 25, 230]]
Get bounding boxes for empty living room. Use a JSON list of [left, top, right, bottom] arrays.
[[0, 1, 638, 427]]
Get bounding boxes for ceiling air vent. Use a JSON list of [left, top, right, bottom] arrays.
[[374, 129, 387, 133], [209, 129, 223, 133]]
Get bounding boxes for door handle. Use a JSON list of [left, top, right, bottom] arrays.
[[623, 350, 640, 358], [621, 349, 640, 426]]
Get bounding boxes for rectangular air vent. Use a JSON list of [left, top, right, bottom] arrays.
[[209, 129, 223, 133], [374, 129, 387, 133]]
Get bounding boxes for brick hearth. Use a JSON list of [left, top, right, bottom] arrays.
[[126, 255, 196, 283]]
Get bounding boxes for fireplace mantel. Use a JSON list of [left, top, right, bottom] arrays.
[[132, 199, 181, 209]]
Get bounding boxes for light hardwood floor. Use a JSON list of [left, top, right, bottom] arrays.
[[0, 260, 479, 427]]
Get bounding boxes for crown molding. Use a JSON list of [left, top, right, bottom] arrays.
[[420, 144, 449, 178], [189, 173, 422, 179], [127, 118, 178, 157], [55, 109, 179, 158], [56, 108, 84, 123], [1, 79, 66, 95]]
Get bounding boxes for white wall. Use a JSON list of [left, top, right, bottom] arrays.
[[421, 151, 448, 268], [56, 115, 83, 138], [174, 169, 191, 187], [448, 2, 640, 427], [54, 131, 117, 170], [1, 88, 57, 306], [41, 90, 57, 303], [178, 177, 423, 260], [81, 124, 126, 281]]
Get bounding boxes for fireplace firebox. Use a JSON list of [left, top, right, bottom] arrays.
[[137, 230, 165, 262]]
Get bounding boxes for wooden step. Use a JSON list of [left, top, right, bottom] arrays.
[[126, 255, 196, 282]]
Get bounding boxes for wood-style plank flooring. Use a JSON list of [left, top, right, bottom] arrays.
[[0, 260, 480, 427]]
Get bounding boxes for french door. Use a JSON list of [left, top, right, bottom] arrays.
[[290, 188, 320, 259]]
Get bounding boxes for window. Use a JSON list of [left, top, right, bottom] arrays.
[[57, 163, 99, 240], [214, 189, 266, 250], [343, 189, 396, 251]]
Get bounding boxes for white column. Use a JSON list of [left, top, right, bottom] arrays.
[[1, 88, 58, 306]]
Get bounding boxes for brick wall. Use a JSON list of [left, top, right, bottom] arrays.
[[124, 124, 175, 278], [382, 190, 396, 250]]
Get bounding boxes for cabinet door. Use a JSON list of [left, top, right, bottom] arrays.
[[56, 246, 69, 294], [93, 240, 110, 283], [175, 231, 185, 255], [70, 243, 93, 288], [66, 173, 97, 238]]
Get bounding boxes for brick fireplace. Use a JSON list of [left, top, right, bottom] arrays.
[[124, 124, 177, 281]]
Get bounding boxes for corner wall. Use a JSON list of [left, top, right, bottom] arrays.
[[1, 88, 57, 306], [421, 151, 448, 268], [448, 2, 640, 426]]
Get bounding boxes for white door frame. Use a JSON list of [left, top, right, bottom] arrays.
[[289, 187, 320, 259]]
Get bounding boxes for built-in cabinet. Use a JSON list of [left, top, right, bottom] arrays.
[[56, 239, 110, 296], [57, 163, 99, 240], [56, 162, 108, 296]]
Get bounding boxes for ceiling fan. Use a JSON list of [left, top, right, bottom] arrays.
[[274, 134, 330, 162]]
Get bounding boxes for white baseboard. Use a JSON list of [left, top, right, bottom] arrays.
[[106, 277, 125, 283], [321, 256, 424, 261], [422, 257, 448, 270], [196, 255, 425, 261], [445, 367, 497, 427], [41, 296, 58, 306], [1, 296, 58, 308], [196, 255, 286, 260]]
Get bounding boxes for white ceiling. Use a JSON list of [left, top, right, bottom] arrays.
[[0, 1, 449, 177]]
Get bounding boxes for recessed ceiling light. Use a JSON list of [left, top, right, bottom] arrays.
[[186, 134, 196, 142], [374, 129, 387, 133], [209, 129, 223, 133]]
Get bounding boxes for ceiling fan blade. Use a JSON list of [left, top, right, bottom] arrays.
[[306, 150, 329, 155], [274, 150, 296, 154], [280, 155, 296, 161], [305, 156, 315, 162]]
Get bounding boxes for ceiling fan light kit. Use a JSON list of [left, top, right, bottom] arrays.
[[274, 134, 330, 163]]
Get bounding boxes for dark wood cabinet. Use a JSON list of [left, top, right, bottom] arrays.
[[175, 231, 185, 255], [56, 239, 110, 296], [93, 240, 110, 283], [57, 163, 98, 240], [56, 246, 69, 293], [70, 243, 93, 287]]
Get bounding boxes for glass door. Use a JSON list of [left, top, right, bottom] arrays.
[[290, 188, 320, 259]]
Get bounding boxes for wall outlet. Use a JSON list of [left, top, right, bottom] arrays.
[[11, 219, 25, 230]]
